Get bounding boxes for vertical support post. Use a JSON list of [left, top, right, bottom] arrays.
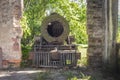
[[0, 0, 23, 68], [87, 0, 105, 67]]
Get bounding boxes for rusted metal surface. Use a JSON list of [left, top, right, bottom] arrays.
[[33, 47, 79, 67], [41, 13, 69, 43], [33, 44, 80, 68], [32, 13, 80, 68]]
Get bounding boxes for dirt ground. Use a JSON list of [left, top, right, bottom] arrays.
[[0, 67, 119, 80]]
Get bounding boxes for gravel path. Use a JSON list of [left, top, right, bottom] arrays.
[[0, 69, 41, 80], [0, 68, 67, 80]]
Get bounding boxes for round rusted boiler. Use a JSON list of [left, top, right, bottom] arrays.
[[41, 13, 69, 43]]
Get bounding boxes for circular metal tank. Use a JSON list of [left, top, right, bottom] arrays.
[[41, 13, 69, 43]]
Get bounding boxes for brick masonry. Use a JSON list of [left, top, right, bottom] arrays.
[[87, 0, 105, 67], [87, 0, 118, 68], [0, 0, 23, 68]]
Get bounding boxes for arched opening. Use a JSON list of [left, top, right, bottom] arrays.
[[22, 0, 88, 68]]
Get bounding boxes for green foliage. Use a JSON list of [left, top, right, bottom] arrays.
[[22, 0, 87, 44], [77, 46, 88, 66], [21, 0, 87, 62], [20, 45, 32, 67], [117, 21, 120, 42]]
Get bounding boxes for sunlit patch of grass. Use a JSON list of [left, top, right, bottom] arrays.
[[77, 46, 88, 66], [77, 57, 87, 66]]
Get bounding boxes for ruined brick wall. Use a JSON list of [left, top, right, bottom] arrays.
[[87, 0, 105, 67], [87, 0, 118, 68], [0, 0, 23, 68]]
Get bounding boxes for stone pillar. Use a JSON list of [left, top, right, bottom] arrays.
[[0, 0, 23, 68], [87, 0, 118, 69], [87, 0, 105, 67]]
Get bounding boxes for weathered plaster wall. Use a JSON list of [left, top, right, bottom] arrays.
[[0, 0, 23, 68]]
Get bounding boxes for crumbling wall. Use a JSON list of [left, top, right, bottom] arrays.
[[87, 0, 118, 68], [87, 0, 105, 67], [0, 0, 23, 68]]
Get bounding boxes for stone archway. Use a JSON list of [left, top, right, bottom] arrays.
[[0, 0, 119, 69]]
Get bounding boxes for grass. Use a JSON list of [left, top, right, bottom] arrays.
[[62, 70, 91, 80], [35, 71, 53, 80], [35, 70, 93, 80]]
